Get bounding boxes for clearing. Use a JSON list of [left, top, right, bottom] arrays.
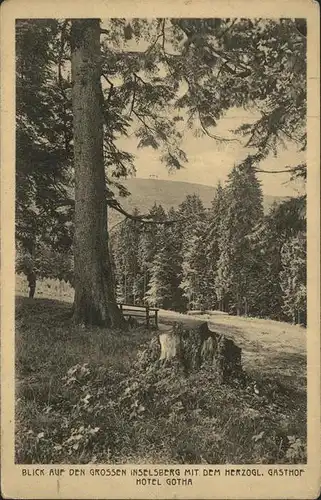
[[15, 296, 306, 465]]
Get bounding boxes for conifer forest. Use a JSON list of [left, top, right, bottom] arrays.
[[16, 17, 307, 326], [14, 17, 308, 468], [111, 180, 306, 324]]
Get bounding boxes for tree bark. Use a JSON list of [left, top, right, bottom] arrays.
[[139, 322, 243, 382], [159, 329, 182, 362], [71, 19, 123, 327], [244, 296, 248, 316]]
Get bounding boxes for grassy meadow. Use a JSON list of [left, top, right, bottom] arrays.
[[15, 290, 307, 465]]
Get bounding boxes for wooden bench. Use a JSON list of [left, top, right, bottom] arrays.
[[118, 303, 159, 328]]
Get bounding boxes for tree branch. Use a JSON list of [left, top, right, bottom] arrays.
[[173, 19, 252, 76], [254, 166, 303, 174], [128, 76, 136, 117], [133, 111, 157, 136], [57, 20, 71, 156], [220, 61, 251, 77], [102, 73, 114, 104], [108, 198, 184, 225], [104, 138, 133, 176], [133, 73, 148, 86], [293, 19, 307, 39], [100, 73, 115, 123], [198, 111, 242, 143], [57, 20, 68, 94], [161, 19, 166, 51], [217, 18, 237, 39], [145, 28, 164, 54], [279, 126, 301, 145]]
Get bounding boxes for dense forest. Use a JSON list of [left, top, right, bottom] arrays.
[[111, 170, 306, 324], [15, 18, 307, 326], [13, 16, 310, 471]]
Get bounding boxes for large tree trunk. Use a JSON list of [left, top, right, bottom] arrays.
[[71, 19, 123, 327]]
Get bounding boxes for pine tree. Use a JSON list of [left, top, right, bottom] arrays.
[[144, 215, 172, 308], [280, 232, 306, 325], [215, 161, 264, 315], [16, 20, 73, 276], [71, 19, 123, 326], [178, 195, 208, 310], [145, 254, 172, 309], [206, 182, 226, 310], [246, 216, 284, 320], [180, 230, 209, 311], [139, 204, 167, 301], [250, 195, 306, 320], [17, 18, 307, 325], [112, 208, 144, 305], [143, 206, 185, 310], [164, 207, 186, 311]]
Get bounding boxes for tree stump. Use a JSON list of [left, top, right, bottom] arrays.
[[157, 322, 243, 381], [159, 330, 182, 362]]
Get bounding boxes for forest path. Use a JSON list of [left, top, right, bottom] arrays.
[[157, 309, 306, 388]]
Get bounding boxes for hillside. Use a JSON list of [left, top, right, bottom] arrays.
[[108, 178, 284, 228], [15, 296, 306, 464]]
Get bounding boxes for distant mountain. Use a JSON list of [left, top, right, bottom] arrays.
[[108, 178, 284, 228]]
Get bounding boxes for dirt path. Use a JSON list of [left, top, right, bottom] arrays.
[[157, 309, 306, 386]]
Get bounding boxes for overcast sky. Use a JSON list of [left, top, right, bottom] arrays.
[[117, 107, 305, 197], [103, 20, 305, 197]]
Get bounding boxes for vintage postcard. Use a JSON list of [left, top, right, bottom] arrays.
[[1, 0, 320, 498]]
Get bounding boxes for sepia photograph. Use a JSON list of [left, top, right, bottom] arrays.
[[1, 1, 320, 499]]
